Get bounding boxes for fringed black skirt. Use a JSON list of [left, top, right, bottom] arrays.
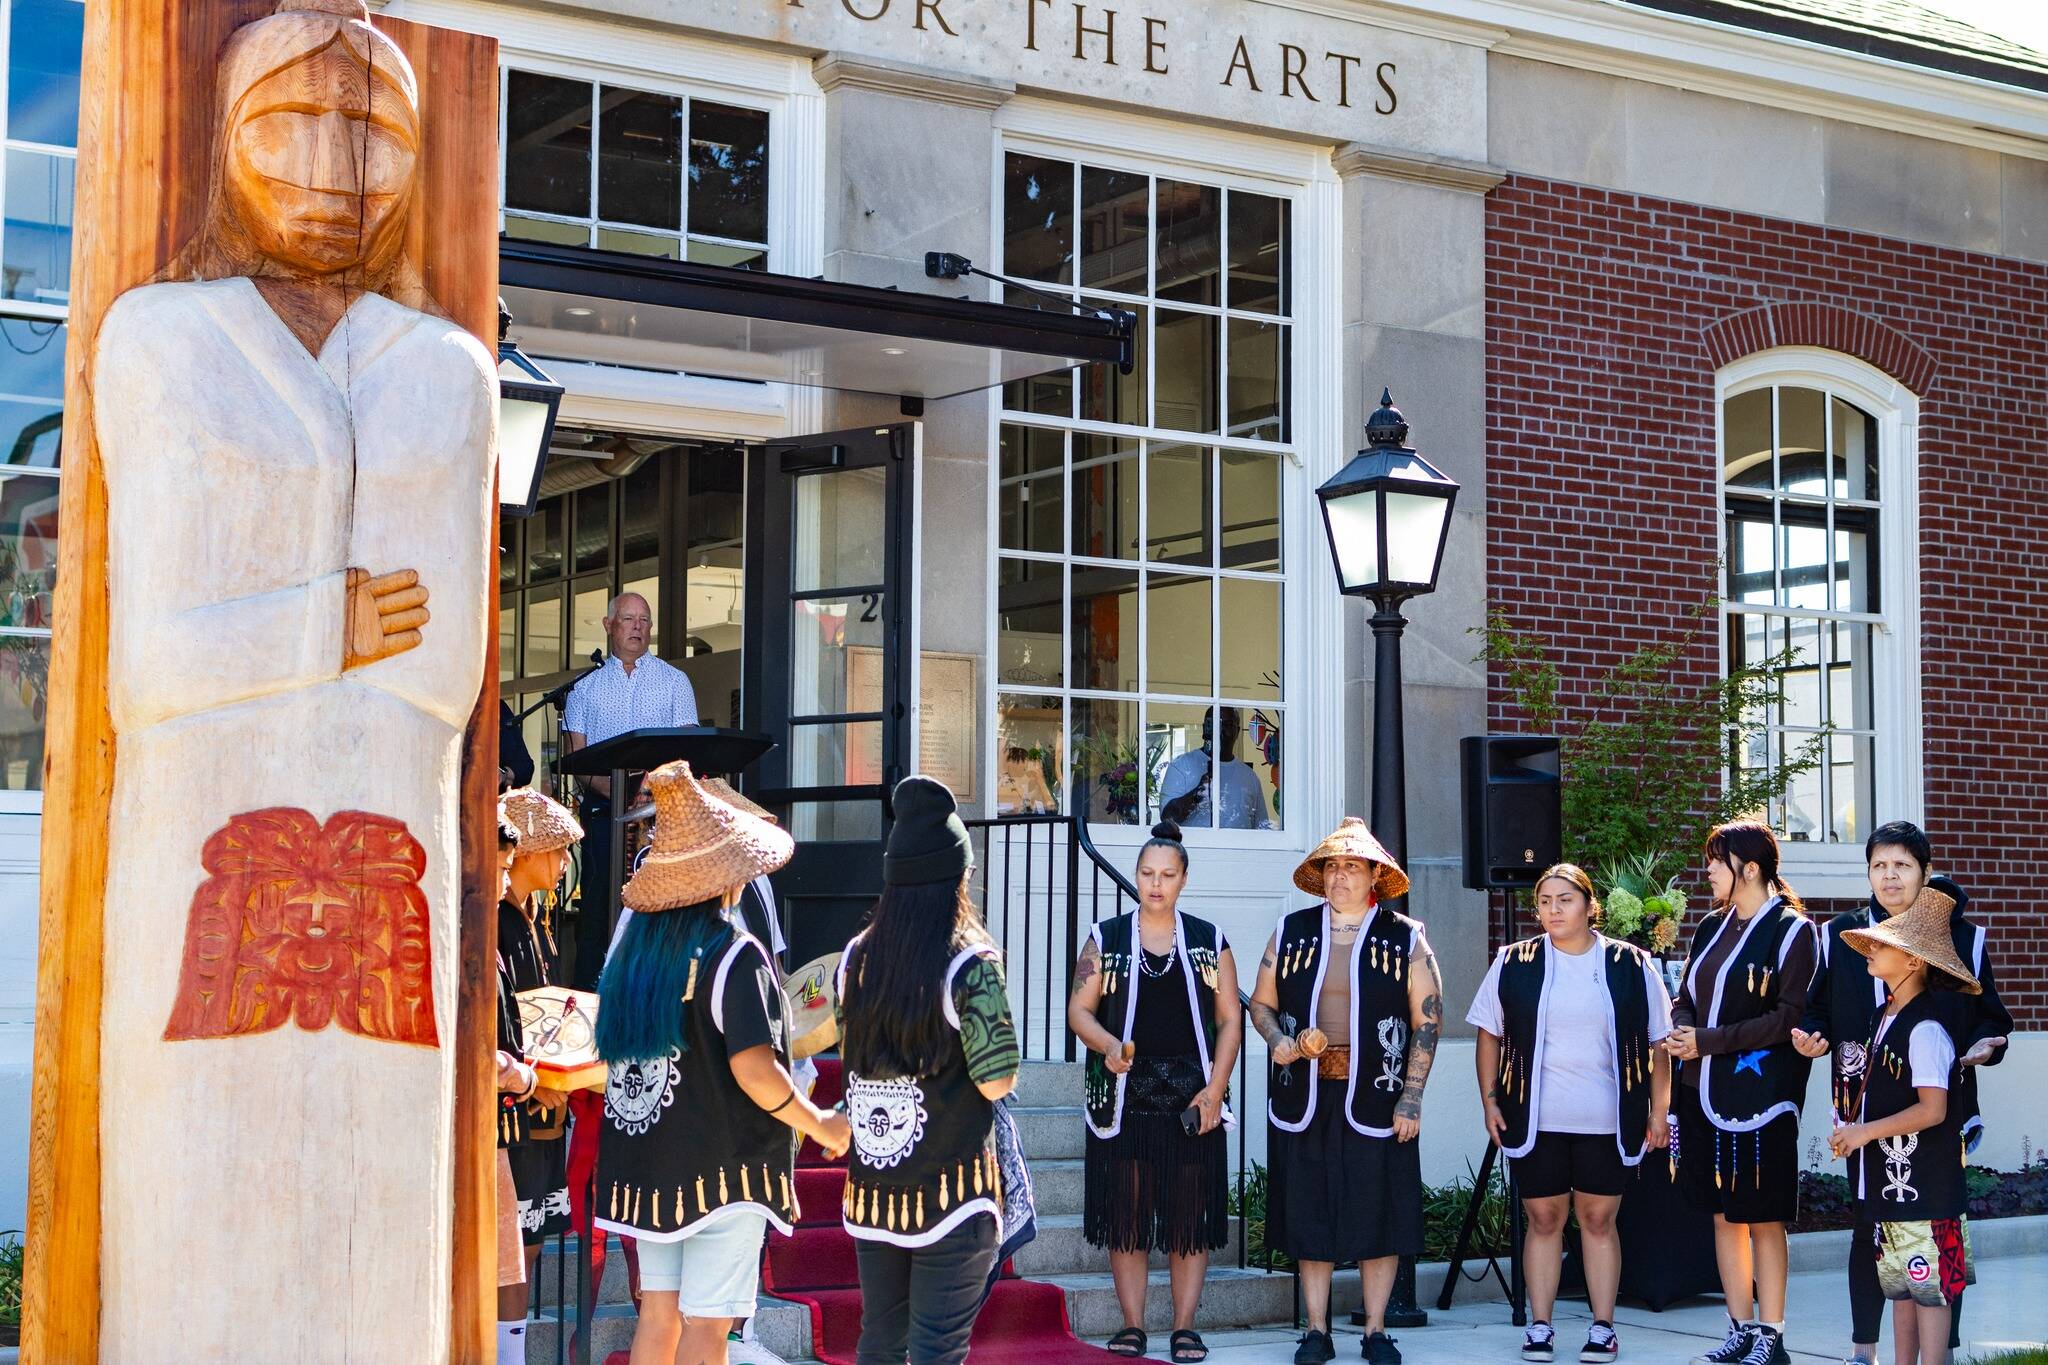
[[1084, 1054, 1228, 1256]]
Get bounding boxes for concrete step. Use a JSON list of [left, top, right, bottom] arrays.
[[1012, 1059, 1084, 1109], [1008, 1104, 1086, 1160], [1009, 1213, 1243, 1278], [533, 1235, 631, 1307], [523, 1294, 812, 1362], [1048, 1265, 1300, 1338], [1026, 1157, 1085, 1216]]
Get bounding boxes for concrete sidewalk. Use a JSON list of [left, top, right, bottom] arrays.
[[1180, 1252, 2048, 1365]]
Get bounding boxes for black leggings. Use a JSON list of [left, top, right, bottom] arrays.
[[854, 1215, 999, 1365], [1850, 1212, 1964, 1348]]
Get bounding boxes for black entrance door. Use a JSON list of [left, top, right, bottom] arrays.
[[743, 423, 917, 967]]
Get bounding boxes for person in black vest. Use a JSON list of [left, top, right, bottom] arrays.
[[494, 790, 582, 1365], [838, 775, 1022, 1365], [1825, 885, 1981, 1365], [1793, 821, 2012, 1365], [1248, 817, 1443, 1365], [1664, 821, 1818, 1365], [1466, 863, 1673, 1365], [594, 761, 851, 1365], [1067, 821, 1243, 1363], [498, 789, 582, 1294]]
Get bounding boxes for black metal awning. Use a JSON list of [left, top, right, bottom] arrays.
[[499, 241, 1132, 403]]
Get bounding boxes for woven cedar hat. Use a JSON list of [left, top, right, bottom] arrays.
[[1293, 816, 1410, 901], [1841, 886, 1980, 993], [498, 788, 584, 854], [702, 776, 777, 825], [622, 760, 794, 913]]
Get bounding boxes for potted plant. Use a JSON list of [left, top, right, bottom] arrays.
[[1597, 852, 1689, 991]]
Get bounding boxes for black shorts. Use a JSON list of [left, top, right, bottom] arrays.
[[1674, 1078, 1799, 1224], [1509, 1131, 1628, 1199]]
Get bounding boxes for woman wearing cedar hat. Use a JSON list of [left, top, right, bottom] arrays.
[[594, 761, 851, 1365], [838, 775, 1021, 1365], [497, 788, 584, 1282], [1825, 886, 1980, 1365], [1465, 864, 1674, 1365], [1067, 820, 1242, 1363], [1248, 818, 1443, 1365]]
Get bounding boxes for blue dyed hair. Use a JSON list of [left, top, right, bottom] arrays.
[[595, 898, 731, 1063]]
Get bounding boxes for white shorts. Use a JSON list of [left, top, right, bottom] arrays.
[[634, 1210, 769, 1320]]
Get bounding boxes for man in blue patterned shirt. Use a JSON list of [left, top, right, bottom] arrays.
[[561, 592, 699, 985]]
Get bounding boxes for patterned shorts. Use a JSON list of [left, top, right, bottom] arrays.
[[1874, 1217, 1974, 1307]]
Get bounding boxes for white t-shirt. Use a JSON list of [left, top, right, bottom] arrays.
[[1466, 938, 1674, 1136], [1856, 1011, 1955, 1199]]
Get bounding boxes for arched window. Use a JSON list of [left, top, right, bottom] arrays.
[[1719, 350, 1920, 892]]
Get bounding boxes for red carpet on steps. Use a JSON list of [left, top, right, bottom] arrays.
[[600, 1058, 1116, 1365]]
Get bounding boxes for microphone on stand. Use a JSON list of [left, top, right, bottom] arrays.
[[517, 648, 604, 722]]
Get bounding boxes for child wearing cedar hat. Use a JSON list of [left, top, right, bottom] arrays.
[[1828, 886, 1981, 1365]]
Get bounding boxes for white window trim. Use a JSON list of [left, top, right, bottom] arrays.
[[984, 99, 1343, 852], [1715, 346, 1922, 899]]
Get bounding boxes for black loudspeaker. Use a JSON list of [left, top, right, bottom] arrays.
[[1460, 736, 1562, 889]]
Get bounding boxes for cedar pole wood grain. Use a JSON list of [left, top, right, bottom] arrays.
[[25, 7, 499, 1359]]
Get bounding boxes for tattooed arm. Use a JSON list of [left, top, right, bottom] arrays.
[[955, 956, 1021, 1100], [1248, 929, 1300, 1066], [1066, 936, 1128, 1071], [1394, 936, 1442, 1142]]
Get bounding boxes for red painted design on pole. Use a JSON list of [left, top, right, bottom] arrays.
[[164, 807, 438, 1046]]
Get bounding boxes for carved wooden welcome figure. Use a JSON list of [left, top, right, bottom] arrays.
[[82, 0, 494, 1358]]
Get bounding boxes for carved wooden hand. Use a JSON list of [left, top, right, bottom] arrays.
[[343, 567, 429, 669]]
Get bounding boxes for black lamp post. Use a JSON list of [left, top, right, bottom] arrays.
[[1316, 388, 1458, 1330], [497, 298, 565, 518]]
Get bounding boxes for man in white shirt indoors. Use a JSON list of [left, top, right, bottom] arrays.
[[1158, 706, 1275, 831], [561, 591, 698, 986]]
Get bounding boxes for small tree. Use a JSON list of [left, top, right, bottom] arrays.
[[1476, 590, 1826, 882]]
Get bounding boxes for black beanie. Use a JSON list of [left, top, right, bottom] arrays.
[[885, 775, 973, 886]]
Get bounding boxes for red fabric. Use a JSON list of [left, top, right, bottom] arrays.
[[762, 1058, 1116, 1365]]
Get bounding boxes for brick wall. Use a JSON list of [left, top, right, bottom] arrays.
[[1484, 174, 2048, 1027]]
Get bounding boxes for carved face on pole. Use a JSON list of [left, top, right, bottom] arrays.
[[225, 39, 419, 277], [186, 0, 424, 293]]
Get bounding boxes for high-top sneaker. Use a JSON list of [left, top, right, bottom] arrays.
[[1738, 1327, 1789, 1365], [1689, 1319, 1754, 1365]]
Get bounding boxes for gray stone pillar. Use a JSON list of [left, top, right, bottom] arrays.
[[812, 54, 1013, 810], [1334, 145, 1502, 1023]]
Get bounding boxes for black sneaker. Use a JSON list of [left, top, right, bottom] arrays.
[[1363, 1331, 1402, 1365], [1523, 1321, 1557, 1362], [1737, 1328, 1788, 1365], [1580, 1321, 1619, 1363], [1690, 1320, 1753, 1365], [1294, 1330, 1336, 1365]]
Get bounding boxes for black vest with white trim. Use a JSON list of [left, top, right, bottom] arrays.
[[839, 940, 1001, 1247], [1266, 902, 1417, 1136], [594, 929, 799, 1242], [1490, 934, 1657, 1163], [1084, 911, 1223, 1137], [1684, 897, 1815, 1130], [1853, 992, 1967, 1220]]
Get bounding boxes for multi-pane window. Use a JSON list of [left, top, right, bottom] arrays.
[[1722, 384, 1880, 846], [0, 0, 82, 797], [501, 69, 770, 268], [994, 152, 1290, 831]]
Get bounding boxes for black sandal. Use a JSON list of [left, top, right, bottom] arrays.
[[1107, 1328, 1149, 1357], [1171, 1330, 1209, 1362]]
